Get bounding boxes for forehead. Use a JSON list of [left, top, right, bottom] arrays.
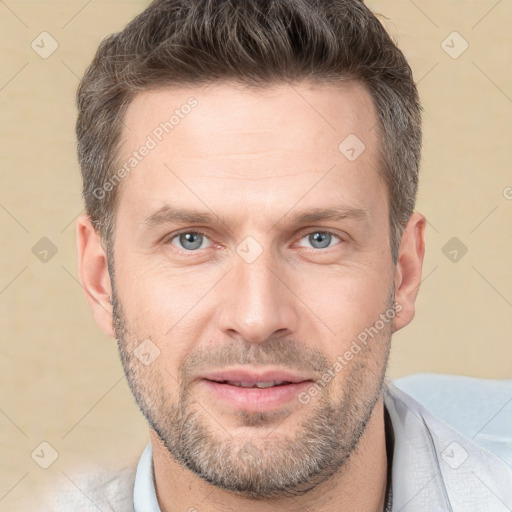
[[121, 80, 378, 162], [116, 81, 385, 227]]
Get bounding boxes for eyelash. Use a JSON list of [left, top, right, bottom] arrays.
[[165, 229, 343, 252]]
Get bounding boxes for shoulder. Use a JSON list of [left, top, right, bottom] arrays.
[[386, 374, 512, 511], [392, 372, 512, 466], [44, 466, 136, 512]]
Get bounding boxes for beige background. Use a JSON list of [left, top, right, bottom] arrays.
[[1, 0, 511, 509]]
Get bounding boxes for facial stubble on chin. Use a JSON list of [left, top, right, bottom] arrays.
[[110, 279, 393, 499]]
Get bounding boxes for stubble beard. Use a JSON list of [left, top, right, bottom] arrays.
[[112, 286, 393, 499]]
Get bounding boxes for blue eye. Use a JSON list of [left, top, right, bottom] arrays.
[[171, 232, 210, 251], [298, 231, 340, 249]]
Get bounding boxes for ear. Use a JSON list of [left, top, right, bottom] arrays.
[[76, 215, 115, 338], [392, 212, 426, 332]]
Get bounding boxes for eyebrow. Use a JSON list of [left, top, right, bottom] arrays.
[[143, 205, 217, 227], [142, 205, 368, 229], [283, 206, 367, 225]]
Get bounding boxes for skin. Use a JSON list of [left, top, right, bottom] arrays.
[[77, 81, 425, 512]]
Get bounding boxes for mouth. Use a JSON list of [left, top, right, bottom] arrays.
[[205, 379, 299, 388], [198, 368, 315, 412]]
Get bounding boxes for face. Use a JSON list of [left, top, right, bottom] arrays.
[[104, 81, 400, 497]]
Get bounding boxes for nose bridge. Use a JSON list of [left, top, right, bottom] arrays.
[[218, 243, 297, 343]]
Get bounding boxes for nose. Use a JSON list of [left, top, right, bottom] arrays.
[[217, 249, 299, 343]]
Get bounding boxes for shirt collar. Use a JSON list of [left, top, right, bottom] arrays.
[[383, 381, 453, 511], [133, 444, 161, 512]]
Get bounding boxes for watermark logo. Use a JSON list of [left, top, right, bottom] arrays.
[[236, 236, 264, 264], [338, 134, 366, 162], [31, 441, 59, 469], [441, 441, 468, 469], [31, 32, 59, 59], [134, 339, 161, 366], [442, 236, 468, 263], [441, 32, 469, 60], [32, 237, 58, 263]]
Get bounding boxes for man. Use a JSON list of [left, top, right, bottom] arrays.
[[70, 0, 512, 511]]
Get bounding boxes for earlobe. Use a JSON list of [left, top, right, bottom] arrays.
[[76, 215, 115, 338], [392, 212, 426, 332]]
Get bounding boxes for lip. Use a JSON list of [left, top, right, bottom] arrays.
[[198, 367, 315, 413]]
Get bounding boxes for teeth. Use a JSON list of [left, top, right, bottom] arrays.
[[255, 381, 276, 388], [224, 380, 289, 388]]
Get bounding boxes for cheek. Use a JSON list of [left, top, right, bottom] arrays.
[[123, 347, 182, 413], [293, 264, 393, 343], [113, 265, 224, 380], [114, 255, 210, 333]]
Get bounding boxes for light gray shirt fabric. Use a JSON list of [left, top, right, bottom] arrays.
[[384, 382, 512, 511], [47, 378, 512, 511]]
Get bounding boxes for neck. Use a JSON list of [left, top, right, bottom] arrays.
[[151, 398, 388, 512]]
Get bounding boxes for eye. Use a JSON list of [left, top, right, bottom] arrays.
[[297, 231, 341, 249], [169, 231, 212, 251]]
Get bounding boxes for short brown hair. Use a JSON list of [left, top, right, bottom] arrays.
[[76, 0, 421, 263]]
